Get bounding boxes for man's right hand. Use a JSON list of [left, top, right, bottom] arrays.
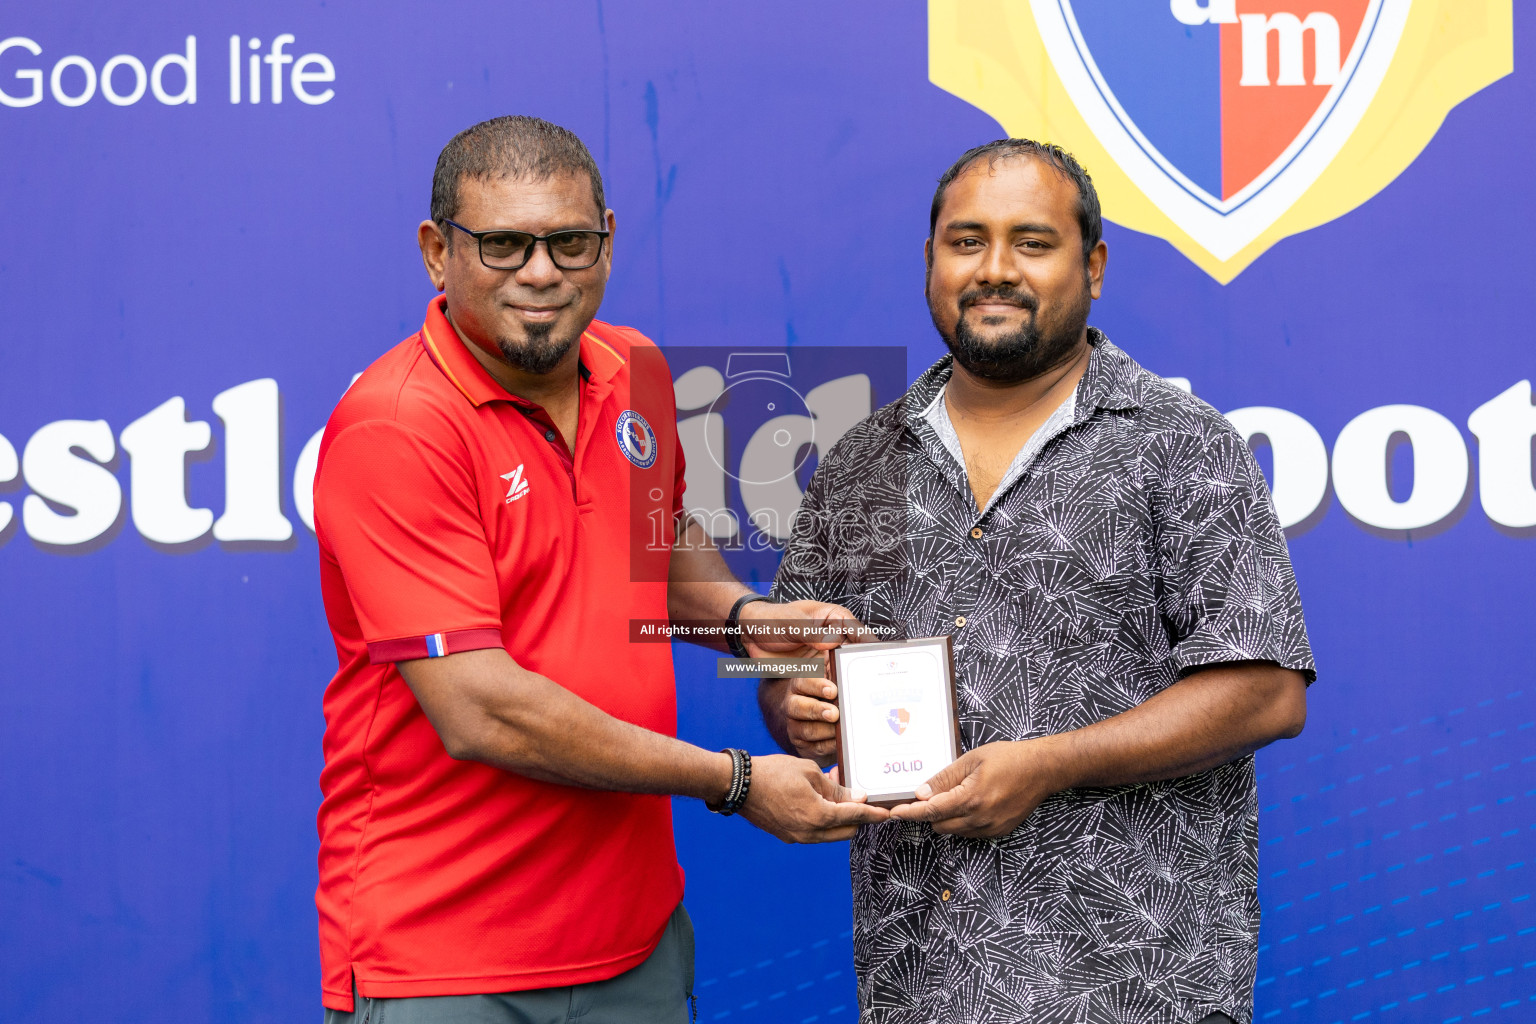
[[740, 753, 887, 842], [761, 676, 841, 766]]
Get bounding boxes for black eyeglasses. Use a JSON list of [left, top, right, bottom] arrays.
[[443, 219, 610, 271]]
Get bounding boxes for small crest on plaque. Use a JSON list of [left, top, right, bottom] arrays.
[[887, 708, 911, 736]]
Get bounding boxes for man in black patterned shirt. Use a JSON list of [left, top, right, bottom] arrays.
[[760, 140, 1316, 1024]]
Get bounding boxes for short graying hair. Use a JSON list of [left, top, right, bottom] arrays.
[[430, 115, 605, 235]]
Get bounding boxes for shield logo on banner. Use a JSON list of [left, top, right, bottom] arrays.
[[888, 708, 911, 735], [928, 0, 1511, 282]]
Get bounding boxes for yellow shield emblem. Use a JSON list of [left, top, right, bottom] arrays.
[[929, 1, 1512, 282]]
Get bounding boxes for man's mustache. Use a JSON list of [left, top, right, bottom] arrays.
[[958, 287, 1039, 312]]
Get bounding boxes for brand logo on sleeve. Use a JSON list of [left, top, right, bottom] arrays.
[[501, 464, 530, 503], [615, 410, 658, 468]]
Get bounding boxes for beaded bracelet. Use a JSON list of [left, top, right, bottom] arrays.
[[710, 748, 753, 816]]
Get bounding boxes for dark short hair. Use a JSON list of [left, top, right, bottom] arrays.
[[430, 115, 606, 236], [928, 139, 1102, 264]]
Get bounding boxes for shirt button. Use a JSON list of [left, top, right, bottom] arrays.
[[954, 616, 966, 628], [941, 889, 952, 902], [544, 430, 556, 442], [970, 527, 983, 539]]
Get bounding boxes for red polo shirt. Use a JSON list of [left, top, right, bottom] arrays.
[[313, 296, 686, 1011]]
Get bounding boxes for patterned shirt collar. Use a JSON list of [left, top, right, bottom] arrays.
[[918, 380, 1078, 517], [900, 326, 1142, 438]]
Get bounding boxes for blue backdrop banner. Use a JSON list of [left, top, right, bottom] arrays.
[[0, 3, 1531, 1023]]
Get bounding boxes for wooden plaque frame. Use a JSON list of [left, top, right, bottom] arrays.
[[828, 635, 961, 808]]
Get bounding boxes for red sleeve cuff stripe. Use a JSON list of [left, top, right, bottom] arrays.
[[367, 628, 504, 664]]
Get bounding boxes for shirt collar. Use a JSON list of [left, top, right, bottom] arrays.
[[418, 294, 626, 408], [901, 326, 1141, 434], [1072, 327, 1142, 420]]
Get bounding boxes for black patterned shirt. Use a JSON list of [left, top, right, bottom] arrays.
[[770, 331, 1315, 1024]]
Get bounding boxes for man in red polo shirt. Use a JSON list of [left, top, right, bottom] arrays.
[[313, 116, 885, 1024]]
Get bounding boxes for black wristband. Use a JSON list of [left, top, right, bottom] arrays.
[[709, 748, 753, 816], [725, 594, 771, 658]]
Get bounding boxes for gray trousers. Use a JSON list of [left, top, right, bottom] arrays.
[[324, 903, 695, 1024]]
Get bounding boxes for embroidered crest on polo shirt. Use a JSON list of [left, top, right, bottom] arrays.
[[614, 410, 658, 469], [500, 464, 530, 503]]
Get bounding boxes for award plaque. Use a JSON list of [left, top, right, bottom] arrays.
[[829, 636, 961, 808]]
